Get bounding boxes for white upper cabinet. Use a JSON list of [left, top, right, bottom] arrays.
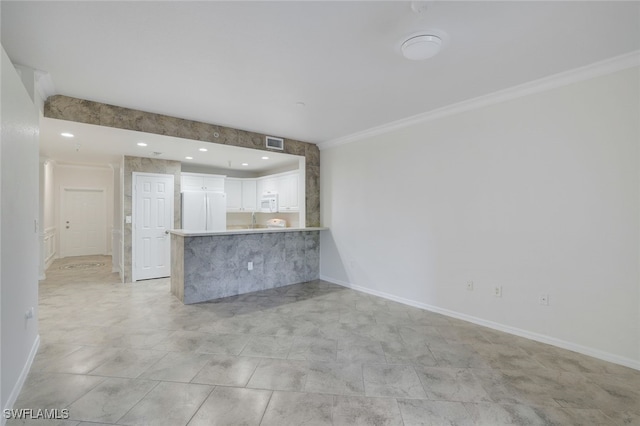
[[225, 178, 243, 211], [203, 175, 225, 192], [256, 171, 300, 213], [277, 172, 299, 212], [241, 179, 257, 211], [226, 178, 257, 212], [185, 171, 299, 214], [257, 177, 278, 196], [181, 173, 225, 192]]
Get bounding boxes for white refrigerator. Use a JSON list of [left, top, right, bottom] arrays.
[[181, 191, 227, 231]]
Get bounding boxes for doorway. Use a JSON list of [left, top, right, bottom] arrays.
[[60, 188, 107, 257], [132, 172, 174, 281]]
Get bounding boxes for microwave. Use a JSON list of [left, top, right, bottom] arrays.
[[260, 193, 278, 213]]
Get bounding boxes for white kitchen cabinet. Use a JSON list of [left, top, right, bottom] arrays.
[[255, 171, 300, 212], [257, 177, 278, 196], [203, 175, 225, 192], [277, 172, 299, 212], [241, 179, 257, 211], [225, 178, 242, 211], [226, 178, 257, 212], [181, 173, 225, 192]]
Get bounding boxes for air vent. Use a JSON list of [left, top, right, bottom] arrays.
[[265, 136, 284, 150]]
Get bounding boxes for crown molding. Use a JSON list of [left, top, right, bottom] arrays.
[[56, 162, 113, 171], [34, 70, 56, 101], [318, 50, 640, 150]]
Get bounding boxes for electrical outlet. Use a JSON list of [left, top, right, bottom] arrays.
[[466, 281, 474, 291], [494, 286, 502, 297], [248, 261, 253, 271], [539, 294, 549, 305]]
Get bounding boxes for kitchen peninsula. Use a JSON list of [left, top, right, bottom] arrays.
[[170, 227, 327, 304]]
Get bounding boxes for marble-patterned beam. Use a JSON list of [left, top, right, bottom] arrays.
[[44, 95, 320, 227]]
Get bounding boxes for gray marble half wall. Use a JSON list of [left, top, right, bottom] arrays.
[[171, 230, 320, 304]]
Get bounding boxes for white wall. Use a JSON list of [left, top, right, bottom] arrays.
[[1, 46, 40, 418], [320, 66, 640, 368], [55, 164, 114, 257], [112, 164, 122, 274], [43, 160, 55, 230], [13, 64, 46, 115], [42, 159, 56, 269]]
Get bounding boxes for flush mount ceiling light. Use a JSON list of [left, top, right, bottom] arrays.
[[137, 142, 147, 147], [185, 156, 193, 160], [401, 34, 442, 60], [61, 132, 74, 138], [261, 156, 269, 160], [199, 148, 208, 152]]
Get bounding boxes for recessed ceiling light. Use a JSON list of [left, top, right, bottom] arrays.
[[137, 142, 147, 147], [241, 163, 249, 166], [199, 148, 208, 152], [261, 156, 269, 160], [401, 34, 442, 60], [61, 132, 74, 138], [185, 156, 193, 160]]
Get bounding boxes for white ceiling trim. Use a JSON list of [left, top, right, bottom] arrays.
[[55, 163, 113, 171], [318, 50, 640, 151], [34, 70, 56, 102]]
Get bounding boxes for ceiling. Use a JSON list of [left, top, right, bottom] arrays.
[[40, 117, 300, 172], [2, 1, 639, 165]]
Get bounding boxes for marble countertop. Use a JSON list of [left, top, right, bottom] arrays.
[[169, 227, 328, 237]]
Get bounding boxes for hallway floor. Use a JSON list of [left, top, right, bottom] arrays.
[[9, 255, 640, 425]]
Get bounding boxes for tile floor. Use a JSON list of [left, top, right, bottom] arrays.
[[9, 255, 640, 425]]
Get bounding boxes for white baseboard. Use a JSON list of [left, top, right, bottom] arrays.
[[41, 253, 57, 280], [44, 253, 56, 271], [320, 275, 640, 371], [2, 335, 40, 426]]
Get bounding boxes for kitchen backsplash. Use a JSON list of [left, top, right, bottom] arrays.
[[227, 212, 299, 228]]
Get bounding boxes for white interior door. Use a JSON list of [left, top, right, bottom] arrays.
[[61, 188, 106, 257], [133, 173, 174, 281]]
